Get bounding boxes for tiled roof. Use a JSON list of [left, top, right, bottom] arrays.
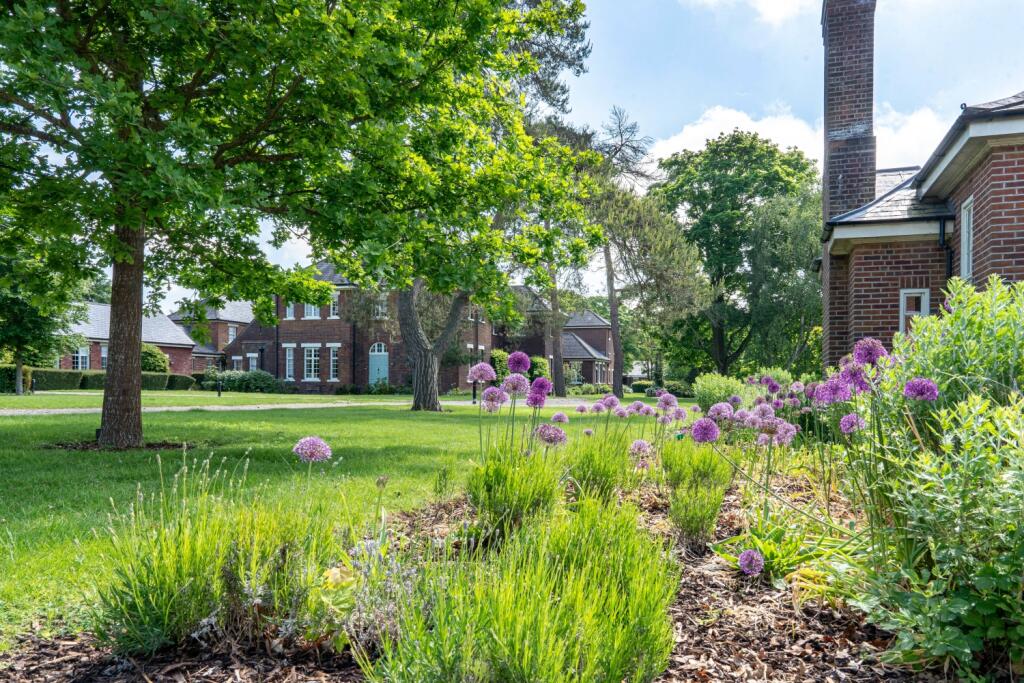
[[564, 310, 611, 328], [962, 90, 1024, 117], [829, 174, 953, 225], [313, 261, 355, 286], [169, 300, 254, 324], [73, 302, 196, 347], [192, 343, 220, 356], [512, 285, 551, 312], [561, 331, 609, 361], [875, 167, 919, 197]]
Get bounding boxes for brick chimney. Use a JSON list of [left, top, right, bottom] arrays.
[[822, 0, 877, 219], [821, 0, 877, 368]]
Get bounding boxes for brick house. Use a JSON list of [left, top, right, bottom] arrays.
[[59, 302, 196, 375], [223, 262, 492, 393], [562, 310, 613, 385], [169, 301, 254, 373], [819, 0, 1024, 366]]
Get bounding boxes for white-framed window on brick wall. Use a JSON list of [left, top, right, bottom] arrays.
[[899, 288, 930, 334], [72, 346, 89, 370], [284, 346, 295, 380], [100, 344, 108, 369], [327, 343, 341, 381], [960, 195, 974, 280], [329, 296, 339, 319], [304, 303, 320, 319], [303, 346, 320, 381], [284, 302, 295, 319]]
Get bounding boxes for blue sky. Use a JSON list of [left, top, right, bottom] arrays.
[[565, 0, 1024, 169]]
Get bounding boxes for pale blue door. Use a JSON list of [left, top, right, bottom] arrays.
[[369, 342, 389, 385]]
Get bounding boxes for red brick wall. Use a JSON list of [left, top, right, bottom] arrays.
[[60, 341, 192, 376], [845, 240, 948, 347], [822, 253, 850, 367], [950, 145, 1024, 284]]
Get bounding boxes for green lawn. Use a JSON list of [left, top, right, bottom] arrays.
[[0, 389, 408, 410], [0, 405, 489, 648]]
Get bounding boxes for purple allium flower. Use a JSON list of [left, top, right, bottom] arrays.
[[943, 299, 953, 314], [738, 549, 764, 576], [790, 381, 804, 394], [629, 439, 653, 457], [734, 409, 750, 422], [657, 392, 679, 410], [839, 412, 866, 434], [293, 436, 332, 463], [852, 337, 888, 366], [690, 417, 720, 443], [753, 403, 775, 420], [657, 415, 672, 425], [534, 423, 567, 447], [530, 376, 553, 396], [614, 407, 628, 419], [840, 362, 871, 394], [672, 407, 688, 421], [525, 391, 547, 409], [786, 397, 801, 408], [815, 374, 851, 405], [707, 402, 734, 421], [602, 394, 621, 409], [575, 404, 588, 414], [501, 373, 529, 396], [482, 386, 509, 406], [583, 428, 594, 437], [467, 362, 497, 383], [804, 382, 818, 399], [771, 398, 784, 410], [766, 379, 781, 395], [551, 411, 569, 423], [635, 458, 650, 472], [773, 421, 798, 446], [640, 405, 656, 417], [728, 394, 742, 405], [690, 405, 702, 414], [590, 401, 606, 414], [507, 351, 531, 373], [631, 400, 646, 411], [753, 395, 766, 406], [904, 377, 939, 401]]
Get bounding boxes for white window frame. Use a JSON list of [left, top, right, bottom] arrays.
[[227, 325, 237, 343], [960, 195, 974, 280], [284, 302, 295, 320], [231, 355, 243, 371], [283, 345, 295, 380], [899, 288, 931, 334], [328, 345, 340, 381], [100, 344, 108, 370], [329, 295, 339, 319], [303, 346, 320, 381], [72, 346, 90, 370], [246, 352, 258, 370], [373, 294, 388, 320], [304, 303, 320, 320]]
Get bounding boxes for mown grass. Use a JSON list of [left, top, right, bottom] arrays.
[[0, 405, 490, 648], [0, 390, 408, 410]]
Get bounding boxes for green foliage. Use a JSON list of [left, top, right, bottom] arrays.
[[528, 355, 550, 381], [467, 450, 562, 536], [202, 369, 285, 394], [80, 370, 106, 390], [140, 344, 170, 373], [661, 441, 731, 491], [140, 372, 169, 391], [0, 365, 32, 393], [669, 485, 725, 548], [30, 368, 83, 390], [692, 373, 747, 412], [568, 382, 612, 396], [631, 380, 654, 394], [565, 431, 635, 502], [167, 374, 196, 391], [854, 395, 1024, 671], [92, 459, 352, 655], [489, 349, 510, 381], [366, 500, 677, 682], [754, 367, 793, 388], [715, 513, 838, 584], [663, 379, 691, 397]]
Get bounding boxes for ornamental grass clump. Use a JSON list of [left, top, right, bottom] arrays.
[[467, 448, 562, 536], [364, 499, 678, 683]]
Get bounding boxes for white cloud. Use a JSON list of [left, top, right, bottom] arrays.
[[681, 0, 818, 26], [650, 102, 954, 171]]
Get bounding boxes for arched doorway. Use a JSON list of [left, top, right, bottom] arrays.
[[369, 342, 389, 386]]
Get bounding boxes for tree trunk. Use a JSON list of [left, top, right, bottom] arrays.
[[98, 222, 145, 448], [14, 357, 23, 395], [396, 282, 469, 413], [604, 243, 624, 397], [547, 265, 566, 396]]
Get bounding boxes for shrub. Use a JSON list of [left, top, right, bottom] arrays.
[[367, 500, 677, 682], [565, 431, 635, 502], [141, 372, 169, 390], [631, 380, 653, 394], [528, 355, 550, 381], [489, 349, 510, 381], [80, 370, 106, 389], [140, 343, 170, 373], [669, 484, 725, 547], [692, 373, 747, 412], [167, 374, 196, 391], [92, 459, 353, 655], [754, 366, 793, 388], [663, 379, 691, 397], [203, 369, 285, 393], [661, 440, 731, 491], [30, 367, 84, 390], [0, 365, 32, 393], [334, 383, 362, 395], [467, 449, 562, 535], [191, 372, 207, 385], [644, 386, 662, 397]]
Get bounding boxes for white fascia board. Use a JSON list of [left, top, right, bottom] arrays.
[[281, 343, 297, 348], [301, 342, 321, 348], [828, 221, 942, 255], [325, 342, 342, 348], [919, 118, 1024, 199]]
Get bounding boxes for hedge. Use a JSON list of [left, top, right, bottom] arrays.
[[31, 368, 85, 390], [0, 365, 33, 393], [167, 374, 196, 391], [80, 370, 107, 389], [141, 372, 170, 390]]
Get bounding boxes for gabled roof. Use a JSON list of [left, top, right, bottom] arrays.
[[313, 261, 355, 286], [564, 310, 611, 328], [875, 167, 919, 197], [73, 302, 196, 348], [192, 343, 221, 356], [561, 331, 609, 361], [169, 301, 254, 324], [829, 174, 954, 225]]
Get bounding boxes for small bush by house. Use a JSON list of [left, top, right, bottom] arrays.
[[692, 373, 747, 412], [201, 369, 285, 394], [80, 370, 106, 389], [140, 343, 170, 373], [167, 374, 196, 391], [141, 372, 170, 390], [30, 368, 84, 391], [631, 380, 653, 394]]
